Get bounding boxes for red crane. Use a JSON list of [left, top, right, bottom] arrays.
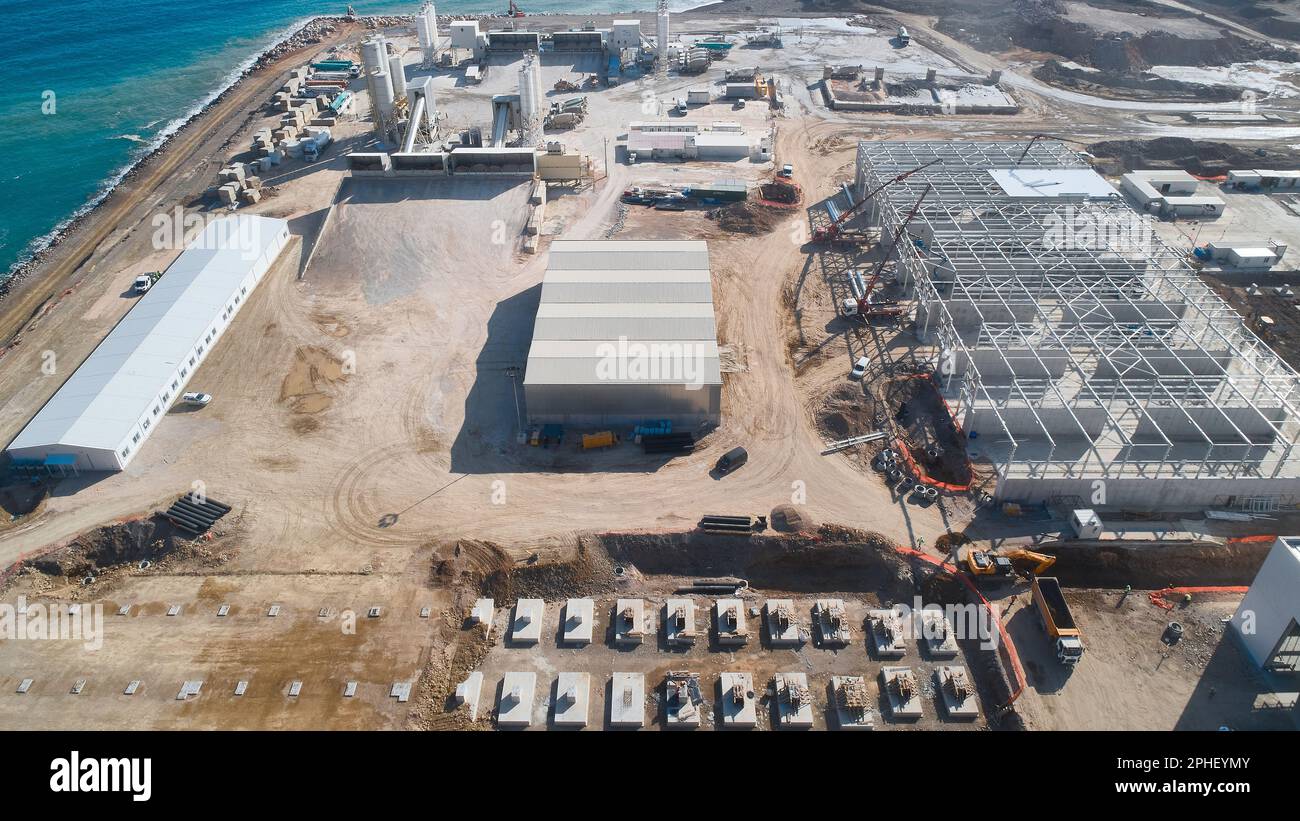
[[507, 1, 525, 17], [842, 183, 932, 319], [812, 158, 940, 243]]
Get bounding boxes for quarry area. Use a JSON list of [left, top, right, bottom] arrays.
[[1, 1, 1299, 732]]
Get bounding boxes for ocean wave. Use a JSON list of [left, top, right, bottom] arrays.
[[1, 14, 322, 284], [115, 134, 150, 145]]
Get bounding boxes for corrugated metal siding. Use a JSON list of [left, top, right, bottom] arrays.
[[525, 358, 722, 385], [548, 251, 710, 271], [533, 317, 717, 340], [524, 241, 721, 426], [540, 283, 715, 303]]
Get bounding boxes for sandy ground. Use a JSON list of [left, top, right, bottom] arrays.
[[1, 13, 1295, 731], [1008, 587, 1297, 731]]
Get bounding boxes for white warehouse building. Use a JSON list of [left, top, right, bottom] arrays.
[[1231, 537, 1300, 674], [5, 215, 291, 472], [524, 240, 722, 428]]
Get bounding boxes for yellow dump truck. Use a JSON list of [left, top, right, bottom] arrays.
[[1031, 576, 1084, 666]]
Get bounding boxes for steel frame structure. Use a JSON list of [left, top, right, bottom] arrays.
[[853, 140, 1300, 485]]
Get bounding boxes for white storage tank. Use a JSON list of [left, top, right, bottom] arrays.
[[388, 54, 407, 97]]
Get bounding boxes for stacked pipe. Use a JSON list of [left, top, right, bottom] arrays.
[[164, 493, 233, 535], [641, 432, 694, 453], [699, 514, 766, 534]]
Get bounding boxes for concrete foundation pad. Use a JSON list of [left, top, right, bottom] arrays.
[[553, 672, 590, 728], [765, 599, 802, 647], [664, 599, 697, 646], [455, 671, 484, 721], [868, 609, 907, 658], [773, 673, 814, 729], [498, 672, 537, 727], [719, 672, 758, 729], [562, 598, 595, 644], [815, 599, 851, 646], [936, 665, 980, 720], [831, 676, 875, 730], [880, 666, 924, 720], [921, 609, 959, 658], [715, 598, 748, 645], [610, 673, 645, 728], [511, 599, 543, 644], [470, 598, 494, 630], [614, 598, 646, 644], [664, 673, 703, 729]]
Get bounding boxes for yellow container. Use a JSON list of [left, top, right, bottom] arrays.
[[582, 431, 616, 450]]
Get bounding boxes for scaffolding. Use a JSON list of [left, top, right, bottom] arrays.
[[852, 141, 1300, 504]]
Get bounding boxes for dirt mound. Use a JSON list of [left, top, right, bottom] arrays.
[[817, 381, 884, 440], [1088, 137, 1300, 176], [479, 537, 617, 603], [27, 516, 189, 579], [707, 201, 784, 234], [759, 180, 800, 204], [770, 503, 816, 532]]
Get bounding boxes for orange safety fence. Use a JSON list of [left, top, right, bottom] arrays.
[[1149, 585, 1249, 611], [891, 372, 975, 493], [895, 545, 1027, 707]]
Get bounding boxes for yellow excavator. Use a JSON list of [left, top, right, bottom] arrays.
[[964, 548, 1057, 582]]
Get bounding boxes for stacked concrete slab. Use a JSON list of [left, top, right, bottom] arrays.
[[880, 666, 923, 720], [664, 599, 697, 646], [562, 598, 594, 644], [714, 598, 748, 646], [773, 673, 814, 729], [814, 599, 851, 646], [936, 665, 979, 720], [867, 609, 907, 658], [510, 599, 543, 644], [719, 672, 758, 729], [498, 672, 536, 727], [831, 675, 875, 730], [765, 599, 802, 647], [610, 673, 645, 728], [614, 599, 646, 645], [553, 672, 590, 728], [664, 673, 703, 729]]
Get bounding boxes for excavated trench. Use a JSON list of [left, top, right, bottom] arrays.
[[24, 516, 190, 580]]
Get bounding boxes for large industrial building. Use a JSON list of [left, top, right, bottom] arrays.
[[523, 240, 722, 428], [5, 215, 291, 472], [1231, 536, 1300, 674], [852, 141, 1300, 510]]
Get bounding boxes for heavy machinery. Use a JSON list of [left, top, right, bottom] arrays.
[[964, 548, 1057, 581], [1032, 576, 1085, 665], [812, 157, 939, 244], [506, 0, 525, 18], [840, 183, 932, 320]]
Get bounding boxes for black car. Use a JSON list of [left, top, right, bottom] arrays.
[[715, 446, 748, 475]]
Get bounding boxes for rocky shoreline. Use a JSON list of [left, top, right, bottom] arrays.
[[0, 7, 728, 301]]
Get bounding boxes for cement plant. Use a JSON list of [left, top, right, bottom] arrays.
[[2, 0, 1299, 737]]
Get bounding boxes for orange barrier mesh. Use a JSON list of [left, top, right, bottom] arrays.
[[895, 545, 1027, 707]]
